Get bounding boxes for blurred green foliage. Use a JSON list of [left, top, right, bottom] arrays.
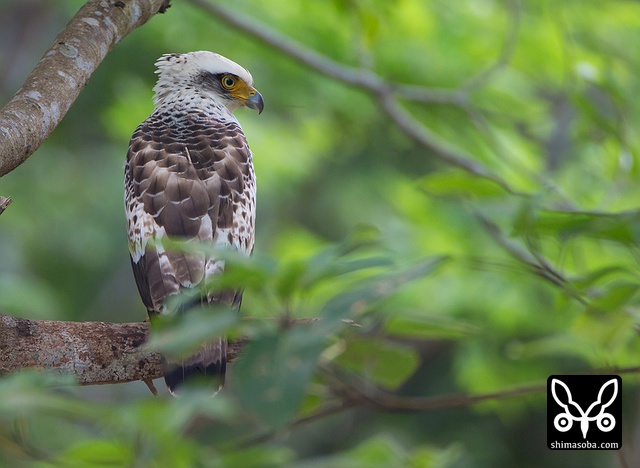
[[1, 0, 639, 465]]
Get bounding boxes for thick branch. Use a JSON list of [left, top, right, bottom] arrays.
[[0, 313, 160, 384], [0, 0, 170, 177], [0, 313, 323, 385], [0, 312, 248, 385]]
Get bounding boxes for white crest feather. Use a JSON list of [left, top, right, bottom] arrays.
[[152, 51, 254, 108]]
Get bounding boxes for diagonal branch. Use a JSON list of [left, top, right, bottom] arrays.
[[0, 0, 171, 177], [189, 0, 518, 192], [188, 0, 464, 105], [474, 211, 589, 305], [189, 0, 387, 94], [376, 93, 517, 194]]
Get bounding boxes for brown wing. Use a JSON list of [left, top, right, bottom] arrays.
[[125, 111, 254, 314]]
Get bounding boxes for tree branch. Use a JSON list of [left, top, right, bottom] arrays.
[[376, 93, 515, 193], [0, 0, 171, 177], [189, 0, 464, 106], [190, 0, 521, 195], [239, 364, 640, 447], [321, 363, 640, 414], [474, 211, 589, 305], [0, 196, 11, 216], [0, 312, 247, 385], [0, 313, 325, 385]]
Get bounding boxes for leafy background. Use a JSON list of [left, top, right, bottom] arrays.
[[1, 0, 639, 466]]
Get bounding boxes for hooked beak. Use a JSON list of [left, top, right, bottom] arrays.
[[246, 89, 264, 114]]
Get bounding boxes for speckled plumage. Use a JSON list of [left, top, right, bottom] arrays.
[[124, 52, 262, 394]]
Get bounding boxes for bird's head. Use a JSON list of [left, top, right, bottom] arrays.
[[152, 51, 264, 114]]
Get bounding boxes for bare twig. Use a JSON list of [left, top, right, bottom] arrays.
[[0, 0, 171, 177], [358, 382, 544, 412], [326, 364, 640, 413], [474, 211, 589, 305], [238, 399, 357, 448], [241, 364, 640, 447], [0, 196, 11, 216], [143, 378, 159, 396]]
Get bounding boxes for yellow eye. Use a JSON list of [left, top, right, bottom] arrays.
[[221, 75, 236, 89]]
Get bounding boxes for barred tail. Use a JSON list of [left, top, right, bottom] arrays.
[[163, 337, 227, 395]]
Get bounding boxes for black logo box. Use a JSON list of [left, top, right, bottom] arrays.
[[547, 375, 621, 450]]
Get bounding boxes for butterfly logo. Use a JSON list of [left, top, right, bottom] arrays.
[[551, 378, 617, 439]]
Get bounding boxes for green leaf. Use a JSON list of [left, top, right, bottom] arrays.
[[512, 209, 640, 244], [275, 259, 307, 300], [155, 239, 276, 292], [146, 308, 238, 357], [408, 443, 465, 468], [350, 435, 405, 466], [220, 446, 294, 468], [385, 312, 480, 339], [588, 281, 640, 313], [334, 339, 420, 389], [114, 391, 236, 439], [572, 266, 633, 290], [273, 235, 392, 300], [321, 256, 449, 327], [300, 256, 394, 291], [0, 372, 93, 420], [233, 325, 325, 427], [336, 434, 406, 467], [421, 171, 506, 198], [60, 440, 133, 467]]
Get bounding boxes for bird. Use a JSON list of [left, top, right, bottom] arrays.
[[124, 51, 263, 394]]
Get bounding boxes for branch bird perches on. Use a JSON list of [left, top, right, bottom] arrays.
[[0, 312, 251, 385]]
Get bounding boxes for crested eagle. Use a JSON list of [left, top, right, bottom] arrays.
[[124, 51, 264, 394]]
